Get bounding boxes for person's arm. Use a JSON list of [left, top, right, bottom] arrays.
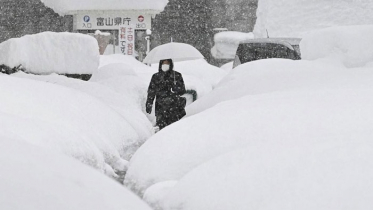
[[172, 73, 186, 96], [146, 75, 157, 114]]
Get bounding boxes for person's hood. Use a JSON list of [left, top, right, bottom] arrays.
[[158, 59, 174, 73]]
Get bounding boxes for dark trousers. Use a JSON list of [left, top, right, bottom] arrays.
[[156, 112, 180, 130]]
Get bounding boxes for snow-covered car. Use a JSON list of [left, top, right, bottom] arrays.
[[233, 38, 301, 68]]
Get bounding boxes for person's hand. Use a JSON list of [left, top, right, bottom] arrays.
[[146, 104, 152, 114]]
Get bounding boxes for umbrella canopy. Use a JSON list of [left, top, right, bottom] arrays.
[[143, 42, 204, 64]]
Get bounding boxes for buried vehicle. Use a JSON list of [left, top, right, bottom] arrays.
[[233, 38, 301, 68]]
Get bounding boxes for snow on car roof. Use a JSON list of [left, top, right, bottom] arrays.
[[40, 0, 169, 15], [239, 38, 299, 50]]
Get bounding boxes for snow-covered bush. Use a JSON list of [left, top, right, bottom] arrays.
[[300, 25, 373, 68], [0, 136, 152, 210], [0, 32, 99, 75]]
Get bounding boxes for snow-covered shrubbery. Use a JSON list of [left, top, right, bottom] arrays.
[[0, 136, 152, 210], [0, 32, 99, 75], [300, 25, 373, 68], [254, 0, 373, 38], [211, 31, 254, 59]]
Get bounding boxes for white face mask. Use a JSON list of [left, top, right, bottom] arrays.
[[161, 64, 170, 72]]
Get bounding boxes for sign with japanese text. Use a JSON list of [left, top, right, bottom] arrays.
[[119, 26, 136, 56], [76, 11, 151, 30]]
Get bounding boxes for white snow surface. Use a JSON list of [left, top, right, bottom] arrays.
[[300, 25, 373, 68], [143, 181, 178, 210], [0, 136, 152, 210], [41, 0, 169, 15], [211, 31, 254, 59], [161, 136, 373, 210], [254, 0, 373, 38], [0, 32, 99, 74], [12, 71, 153, 159], [220, 61, 233, 71], [0, 74, 139, 173], [125, 58, 373, 195]]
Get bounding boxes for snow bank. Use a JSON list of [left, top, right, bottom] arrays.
[[41, 0, 168, 15], [13, 71, 153, 158], [220, 61, 233, 71], [125, 58, 373, 194], [211, 31, 254, 59], [254, 0, 373, 38], [300, 25, 373, 68], [0, 137, 152, 210], [0, 74, 138, 173], [162, 137, 373, 210], [143, 181, 178, 210], [0, 32, 99, 74]]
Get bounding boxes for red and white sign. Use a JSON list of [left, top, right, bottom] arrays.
[[119, 26, 136, 56], [138, 15, 144, 22]]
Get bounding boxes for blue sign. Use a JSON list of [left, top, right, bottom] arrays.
[[83, 15, 90, 23]]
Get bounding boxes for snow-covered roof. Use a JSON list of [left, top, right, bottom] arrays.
[[41, 0, 169, 15]]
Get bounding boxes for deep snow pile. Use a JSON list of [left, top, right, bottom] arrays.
[[211, 31, 254, 59], [41, 0, 168, 15], [0, 32, 99, 74], [188, 25, 373, 116], [125, 60, 373, 206], [0, 136, 152, 210], [13, 71, 153, 156], [161, 136, 373, 210], [0, 74, 138, 175], [220, 61, 233, 71], [254, 0, 373, 38], [300, 25, 373, 68], [125, 59, 373, 192]]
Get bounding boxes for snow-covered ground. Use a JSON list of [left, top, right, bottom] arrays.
[[254, 0, 373, 38], [124, 25, 373, 209], [0, 136, 152, 210]]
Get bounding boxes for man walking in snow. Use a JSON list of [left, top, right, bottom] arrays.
[[146, 59, 186, 130]]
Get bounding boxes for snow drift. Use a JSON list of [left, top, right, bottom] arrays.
[[0, 74, 138, 173], [0, 32, 99, 75], [125, 58, 373, 195], [161, 136, 373, 210], [0, 136, 152, 210], [254, 0, 373, 38], [300, 25, 373, 68]]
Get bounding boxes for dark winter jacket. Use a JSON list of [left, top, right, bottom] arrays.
[[146, 59, 186, 125]]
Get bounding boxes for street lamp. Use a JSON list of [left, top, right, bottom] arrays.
[[145, 29, 152, 55]]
